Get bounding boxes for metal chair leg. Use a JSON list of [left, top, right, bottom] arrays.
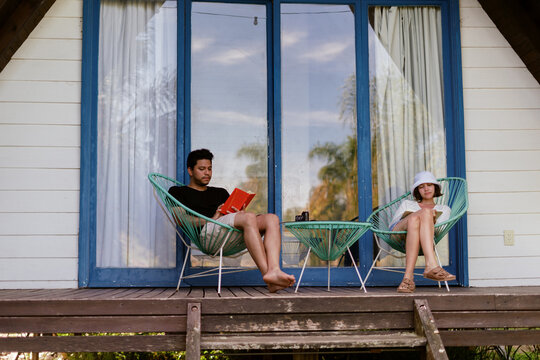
[[364, 248, 383, 286], [218, 247, 223, 295], [295, 247, 311, 293], [177, 247, 191, 291], [327, 260, 331, 292], [347, 247, 367, 293], [433, 245, 450, 291]]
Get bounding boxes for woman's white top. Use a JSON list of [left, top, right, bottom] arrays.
[[389, 200, 451, 230]]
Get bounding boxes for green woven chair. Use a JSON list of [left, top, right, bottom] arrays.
[[148, 173, 247, 294], [284, 221, 371, 292], [366, 177, 468, 291]]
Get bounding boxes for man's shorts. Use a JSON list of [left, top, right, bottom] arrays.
[[200, 213, 237, 243]]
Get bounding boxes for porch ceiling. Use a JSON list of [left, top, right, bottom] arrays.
[[478, 0, 540, 84], [0, 0, 56, 73]]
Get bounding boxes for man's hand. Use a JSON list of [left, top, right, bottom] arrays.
[[217, 204, 246, 217], [212, 204, 225, 219], [229, 204, 246, 213]]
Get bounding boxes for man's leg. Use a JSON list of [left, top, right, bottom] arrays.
[[234, 212, 294, 292], [256, 214, 295, 290]]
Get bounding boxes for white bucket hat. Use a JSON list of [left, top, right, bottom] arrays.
[[411, 171, 439, 194]]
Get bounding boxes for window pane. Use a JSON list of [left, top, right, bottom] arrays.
[[190, 2, 267, 268], [97, 1, 177, 268], [281, 4, 357, 268], [369, 6, 448, 268]]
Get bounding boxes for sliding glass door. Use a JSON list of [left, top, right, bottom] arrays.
[[84, 0, 464, 287], [190, 2, 268, 270], [280, 4, 359, 270]]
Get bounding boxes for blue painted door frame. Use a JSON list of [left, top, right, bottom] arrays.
[[79, 0, 467, 287]]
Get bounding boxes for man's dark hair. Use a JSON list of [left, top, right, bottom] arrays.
[[187, 148, 213, 169], [413, 184, 443, 202]]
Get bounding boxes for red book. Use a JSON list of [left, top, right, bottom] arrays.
[[219, 188, 256, 215]]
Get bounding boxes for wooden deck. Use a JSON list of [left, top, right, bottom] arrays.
[[1, 286, 540, 357]]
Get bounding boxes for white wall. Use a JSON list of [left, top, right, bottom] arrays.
[[460, 0, 540, 286], [0, 0, 82, 288]]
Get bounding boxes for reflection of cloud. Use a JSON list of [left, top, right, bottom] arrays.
[[300, 41, 350, 62], [282, 31, 307, 47], [192, 37, 214, 53], [195, 108, 266, 126], [209, 48, 260, 65], [283, 110, 341, 126]]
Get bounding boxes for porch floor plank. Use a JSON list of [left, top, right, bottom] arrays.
[[136, 288, 171, 298], [216, 287, 237, 298]]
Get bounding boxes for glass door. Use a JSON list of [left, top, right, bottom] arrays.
[[92, 0, 179, 286], [280, 3, 360, 284], [185, 2, 457, 287], [368, 6, 455, 283], [189, 1, 269, 279], [83, 0, 463, 288]]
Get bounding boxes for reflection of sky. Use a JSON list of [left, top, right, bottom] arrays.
[[191, 2, 267, 190], [190, 3, 357, 210], [281, 4, 356, 210]]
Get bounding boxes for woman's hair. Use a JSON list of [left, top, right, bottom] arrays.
[[413, 183, 443, 201]]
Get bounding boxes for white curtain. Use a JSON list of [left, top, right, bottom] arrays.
[[97, 0, 177, 268], [369, 6, 446, 207]]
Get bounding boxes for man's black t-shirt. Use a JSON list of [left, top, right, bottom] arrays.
[[169, 186, 229, 218]]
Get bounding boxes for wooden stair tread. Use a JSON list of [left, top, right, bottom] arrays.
[[202, 331, 427, 350]]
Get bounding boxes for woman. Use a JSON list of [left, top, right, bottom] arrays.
[[389, 171, 455, 293]]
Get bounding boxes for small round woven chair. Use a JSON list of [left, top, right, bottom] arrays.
[[148, 173, 247, 293], [366, 177, 468, 290], [284, 221, 371, 292]]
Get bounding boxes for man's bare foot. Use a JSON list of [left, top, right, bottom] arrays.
[[267, 283, 288, 293], [263, 268, 295, 292]]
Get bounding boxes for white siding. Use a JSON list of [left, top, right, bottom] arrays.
[[0, 0, 82, 289], [460, 0, 540, 286]]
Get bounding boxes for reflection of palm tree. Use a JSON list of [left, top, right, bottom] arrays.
[[236, 73, 360, 221], [339, 74, 356, 127], [236, 143, 268, 214], [308, 137, 358, 221], [307, 73, 358, 221]]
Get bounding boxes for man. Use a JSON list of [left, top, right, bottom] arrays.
[[169, 148, 295, 292]]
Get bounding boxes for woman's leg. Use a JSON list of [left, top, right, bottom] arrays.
[[393, 214, 421, 280], [417, 208, 439, 270], [403, 214, 421, 279], [416, 209, 456, 281], [394, 209, 454, 286]]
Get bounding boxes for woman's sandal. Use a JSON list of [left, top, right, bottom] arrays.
[[423, 266, 456, 281], [397, 278, 415, 293]]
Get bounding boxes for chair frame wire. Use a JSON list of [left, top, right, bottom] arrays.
[[148, 173, 249, 294], [366, 177, 468, 291], [284, 221, 371, 292]]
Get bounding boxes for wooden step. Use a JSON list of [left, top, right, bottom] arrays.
[[202, 331, 427, 350]]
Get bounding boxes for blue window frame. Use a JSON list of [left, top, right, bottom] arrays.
[[79, 0, 467, 287]]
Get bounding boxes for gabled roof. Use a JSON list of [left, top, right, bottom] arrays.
[[0, 0, 56, 73], [478, 0, 540, 84]]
